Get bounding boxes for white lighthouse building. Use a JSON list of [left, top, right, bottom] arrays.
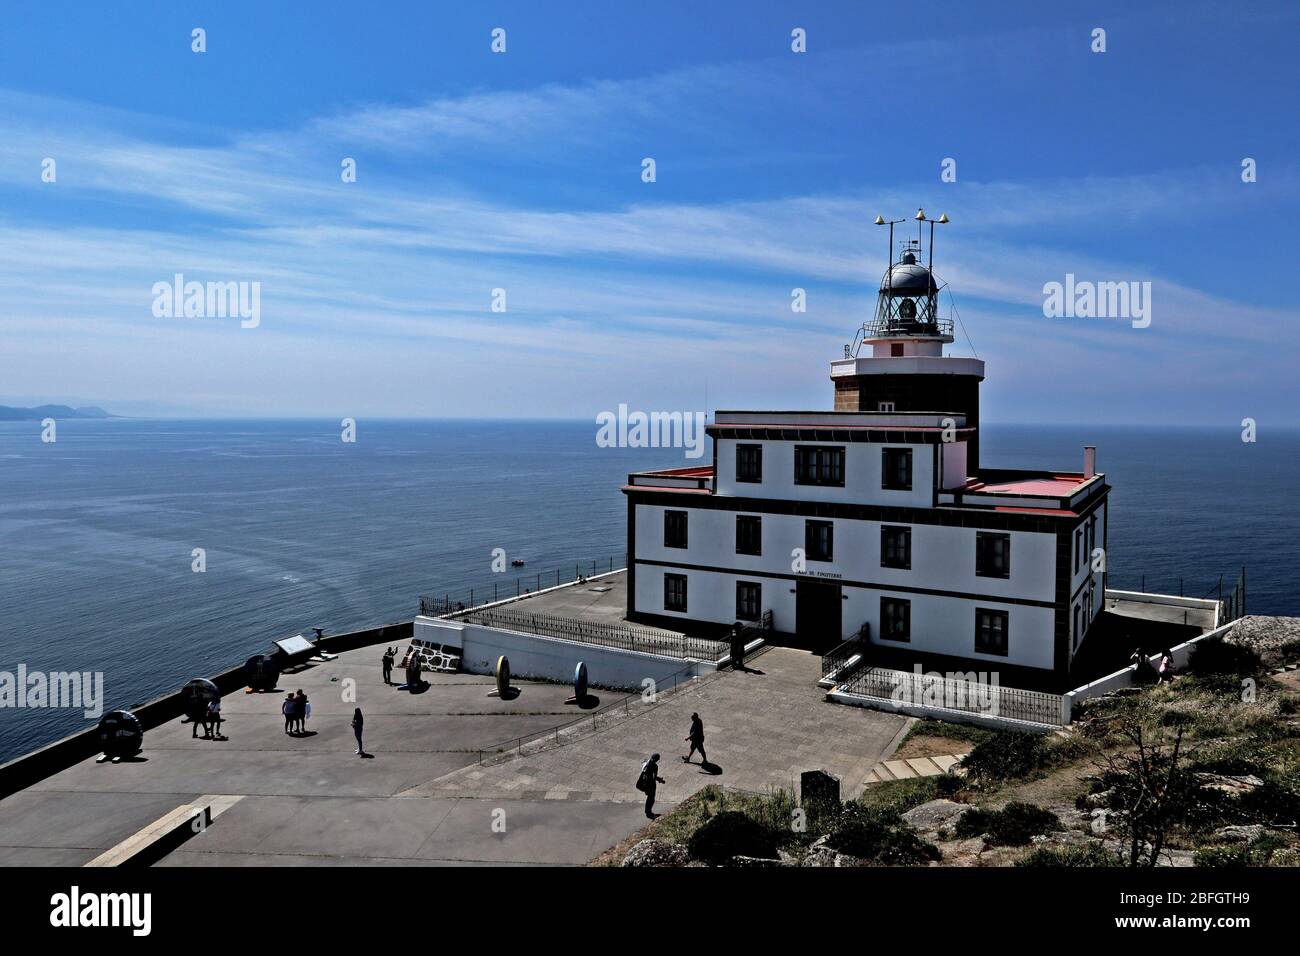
[[623, 211, 1110, 686]]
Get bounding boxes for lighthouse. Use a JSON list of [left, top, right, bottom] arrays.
[[830, 209, 986, 472]]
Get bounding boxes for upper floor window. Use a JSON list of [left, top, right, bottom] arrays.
[[794, 445, 845, 487], [664, 573, 688, 613], [735, 515, 762, 556], [890, 343, 904, 358], [735, 581, 761, 622], [805, 520, 834, 562], [881, 597, 910, 642], [881, 447, 912, 490], [877, 401, 896, 412], [1074, 528, 1082, 574], [664, 510, 688, 549], [881, 525, 912, 570], [975, 608, 1009, 656], [976, 532, 1011, 578], [735, 444, 763, 483]]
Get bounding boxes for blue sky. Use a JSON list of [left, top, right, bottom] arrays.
[[1, 0, 1297, 424]]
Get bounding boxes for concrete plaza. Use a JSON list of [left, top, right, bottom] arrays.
[[0, 639, 908, 866]]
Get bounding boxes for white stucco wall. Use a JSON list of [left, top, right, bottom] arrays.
[[634, 503, 1058, 604], [413, 617, 709, 691], [632, 565, 1056, 670], [714, 438, 934, 506]]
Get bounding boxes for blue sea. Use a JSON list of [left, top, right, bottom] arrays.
[[1, 419, 1297, 762]]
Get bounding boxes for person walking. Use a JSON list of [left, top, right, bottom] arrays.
[[682, 712, 707, 765], [382, 648, 394, 686], [282, 694, 294, 734], [352, 708, 366, 757], [637, 753, 666, 819]]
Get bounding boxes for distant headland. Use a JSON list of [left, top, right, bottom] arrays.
[[0, 404, 115, 421]]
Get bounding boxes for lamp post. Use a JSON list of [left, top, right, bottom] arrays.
[[915, 208, 949, 323]]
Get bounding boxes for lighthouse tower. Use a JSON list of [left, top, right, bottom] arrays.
[[830, 209, 986, 472]]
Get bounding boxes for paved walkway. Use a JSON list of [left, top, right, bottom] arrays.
[[402, 647, 909, 807]]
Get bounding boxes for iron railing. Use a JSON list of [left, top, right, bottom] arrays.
[[458, 607, 733, 662], [419, 554, 626, 618], [820, 622, 870, 680], [837, 666, 1068, 728]]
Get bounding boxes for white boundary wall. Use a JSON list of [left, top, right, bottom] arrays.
[[1064, 618, 1237, 714]]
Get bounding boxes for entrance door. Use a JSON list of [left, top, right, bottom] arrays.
[[795, 580, 843, 652]]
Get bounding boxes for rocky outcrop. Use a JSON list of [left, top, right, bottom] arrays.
[[621, 839, 690, 867]]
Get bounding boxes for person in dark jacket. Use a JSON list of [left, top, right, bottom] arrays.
[[381, 648, 394, 686], [639, 753, 666, 819], [282, 694, 294, 734], [682, 712, 707, 764], [352, 708, 366, 756]]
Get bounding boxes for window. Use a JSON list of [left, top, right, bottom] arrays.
[[794, 445, 845, 487], [975, 608, 1009, 656], [1074, 529, 1082, 574], [880, 597, 910, 642], [1073, 604, 1082, 649], [664, 573, 688, 613], [735, 444, 763, 483], [877, 401, 896, 412], [881, 447, 912, 490], [664, 510, 688, 549], [735, 515, 762, 556], [976, 531, 1011, 578], [880, 525, 911, 570], [805, 520, 834, 562], [735, 581, 761, 622], [890, 343, 904, 357]]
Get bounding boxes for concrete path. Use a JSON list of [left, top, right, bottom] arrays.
[[402, 646, 909, 806]]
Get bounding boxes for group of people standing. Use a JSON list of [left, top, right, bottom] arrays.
[[281, 689, 311, 734], [636, 712, 710, 819], [189, 698, 224, 740]]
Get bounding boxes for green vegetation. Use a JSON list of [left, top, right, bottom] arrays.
[[954, 802, 1061, 846], [687, 810, 778, 864], [1015, 844, 1121, 867]]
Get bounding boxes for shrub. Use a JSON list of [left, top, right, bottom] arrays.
[[1189, 641, 1261, 693], [960, 731, 1050, 781], [1016, 843, 1122, 867], [825, 805, 939, 864], [954, 802, 1060, 846], [1194, 844, 1253, 867], [686, 810, 778, 864]]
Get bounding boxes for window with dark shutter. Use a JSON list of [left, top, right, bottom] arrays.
[[805, 520, 833, 562], [881, 447, 912, 490], [880, 597, 910, 642], [976, 532, 1010, 578], [735, 515, 762, 556], [975, 608, 1009, 656], [881, 525, 911, 570], [664, 573, 688, 612], [664, 510, 688, 549], [735, 444, 762, 483]]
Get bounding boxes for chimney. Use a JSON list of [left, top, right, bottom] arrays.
[[1083, 445, 1096, 479]]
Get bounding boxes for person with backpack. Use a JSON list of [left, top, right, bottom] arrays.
[[682, 712, 707, 765], [382, 648, 394, 686], [636, 753, 666, 819]]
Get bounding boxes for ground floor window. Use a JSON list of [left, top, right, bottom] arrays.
[[735, 580, 761, 621], [664, 573, 687, 613], [880, 597, 910, 642], [975, 607, 1009, 656]]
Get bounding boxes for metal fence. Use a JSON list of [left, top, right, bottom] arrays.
[[458, 607, 734, 662], [837, 666, 1068, 728], [820, 623, 870, 680], [419, 554, 626, 618]]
